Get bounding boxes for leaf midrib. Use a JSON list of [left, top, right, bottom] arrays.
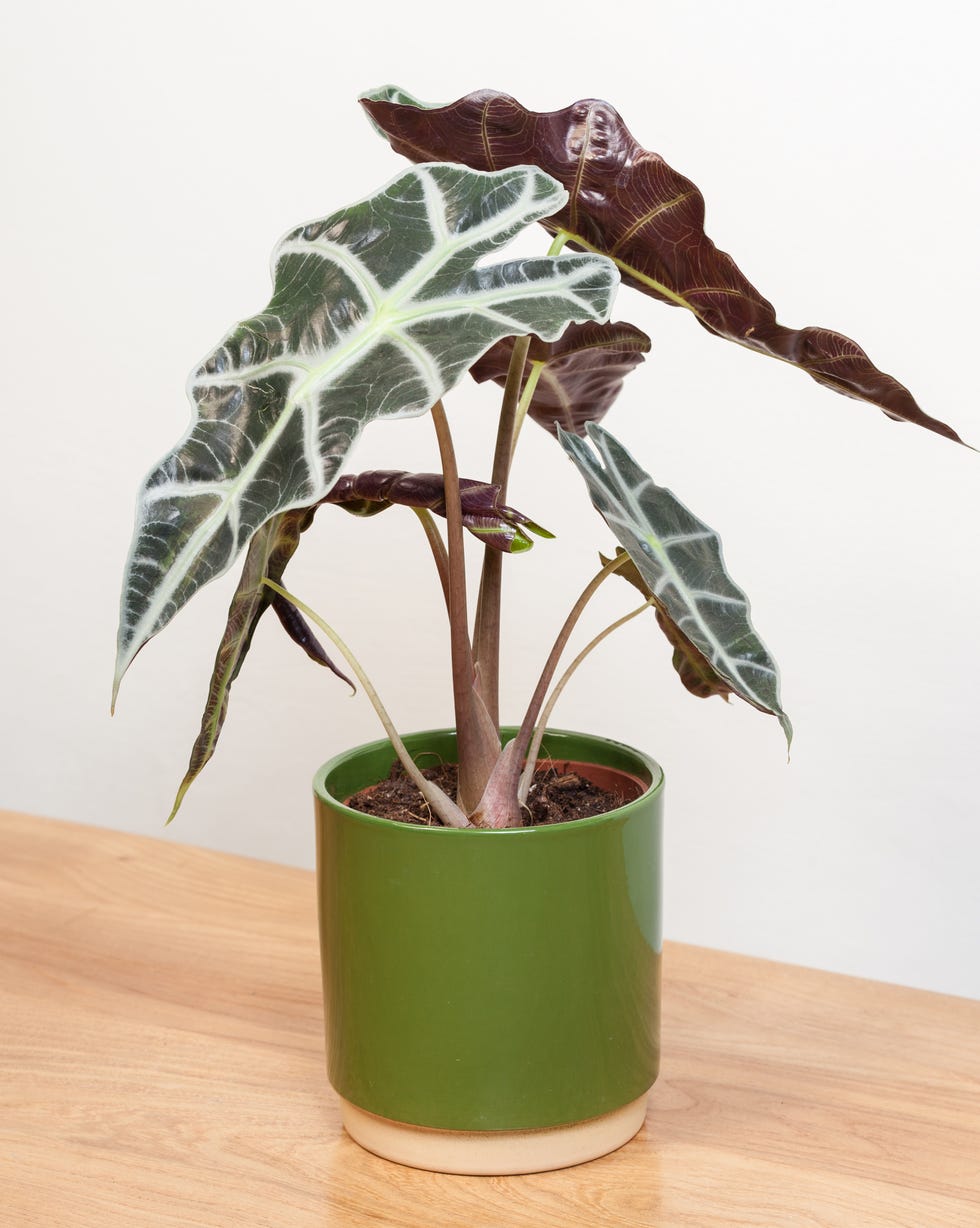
[[125, 177, 574, 656]]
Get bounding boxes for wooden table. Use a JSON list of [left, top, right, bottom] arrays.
[[2, 811, 978, 1227]]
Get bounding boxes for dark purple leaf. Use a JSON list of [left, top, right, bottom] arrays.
[[363, 87, 965, 445], [470, 321, 651, 437], [271, 593, 355, 690], [323, 470, 552, 553]]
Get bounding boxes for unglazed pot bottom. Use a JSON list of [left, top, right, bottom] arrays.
[[339, 1092, 650, 1175]]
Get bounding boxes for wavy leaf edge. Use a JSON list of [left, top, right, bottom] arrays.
[[362, 84, 965, 447]]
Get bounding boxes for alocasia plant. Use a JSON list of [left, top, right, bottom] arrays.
[[115, 87, 967, 829]]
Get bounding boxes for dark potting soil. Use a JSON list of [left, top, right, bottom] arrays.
[[345, 760, 626, 827]]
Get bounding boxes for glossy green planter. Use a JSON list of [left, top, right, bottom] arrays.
[[313, 728, 664, 1171]]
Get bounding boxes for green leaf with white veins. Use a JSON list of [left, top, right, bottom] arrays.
[[114, 163, 618, 700], [560, 424, 792, 746]]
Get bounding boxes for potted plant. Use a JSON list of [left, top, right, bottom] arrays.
[[114, 87, 967, 1174]]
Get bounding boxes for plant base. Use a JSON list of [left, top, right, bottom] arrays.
[[339, 1093, 650, 1175]]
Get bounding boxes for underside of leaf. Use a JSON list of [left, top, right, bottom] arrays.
[[602, 548, 736, 703], [167, 509, 312, 821], [470, 321, 651, 437], [362, 86, 965, 445]]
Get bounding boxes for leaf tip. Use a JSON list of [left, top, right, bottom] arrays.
[[112, 634, 141, 715], [527, 520, 555, 541], [110, 671, 123, 717], [779, 712, 794, 758], [165, 765, 199, 825]]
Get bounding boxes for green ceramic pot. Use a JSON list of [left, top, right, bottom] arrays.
[[313, 727, 664, 1173]]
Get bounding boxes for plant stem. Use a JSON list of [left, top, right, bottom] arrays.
[[430, 401, 501, 813], [546, 230, 570, 256], [489, 335, 533, 496], [472, 230, 571, 721], [262, 579, 471, 828], [469, 552, 629, 829], [511, 552, 629, 769], [473, 334, 532, 725], [518, 597, 656, 803], [509, 359, 546, 460], [411, 507, 451, 616]]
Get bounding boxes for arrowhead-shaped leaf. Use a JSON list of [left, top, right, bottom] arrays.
[[562, 425, 791, 745], [115, 162, 618, 698], [362, 86, 964, 445], [470, 321, 651, 437]]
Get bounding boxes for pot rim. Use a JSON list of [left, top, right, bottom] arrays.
[[313, 725, 665, 837]]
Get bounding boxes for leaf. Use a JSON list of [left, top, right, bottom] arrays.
[[362, 86, 965, 446], [270, 591, 355, 688], [601, 548, 736, 703], [324, 469, 552, 552], [168, 509, 311, 821], [114, 162, 619, 700], [563, 425, 791, 745], [469, 321, 651, 437], [169, 460, 549, 818]]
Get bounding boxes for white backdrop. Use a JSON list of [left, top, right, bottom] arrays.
[[4, 1, 978, 997]]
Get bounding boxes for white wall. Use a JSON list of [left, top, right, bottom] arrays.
[[4, 1, 978, 998]]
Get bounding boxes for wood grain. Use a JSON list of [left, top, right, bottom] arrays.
[[1, 810, 978, 1227]]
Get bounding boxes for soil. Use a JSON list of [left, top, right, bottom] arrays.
[[345, 759, 633, 827]]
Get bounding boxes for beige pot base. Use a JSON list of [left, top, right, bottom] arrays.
[[339, 1093, 649, 1175]]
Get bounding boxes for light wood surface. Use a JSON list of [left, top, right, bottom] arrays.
[[1, 809, 978, 1227]]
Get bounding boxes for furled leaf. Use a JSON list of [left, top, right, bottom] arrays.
[[270, 591, 355, 687], [114, 162, 619, 700], [563, 425, 791, 744], [168, 509, 314, 820], [362, 86, 964, 445], [324, 469, 552, 552], [602, 548, 735, 703], [470, 321, 651, 437]]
